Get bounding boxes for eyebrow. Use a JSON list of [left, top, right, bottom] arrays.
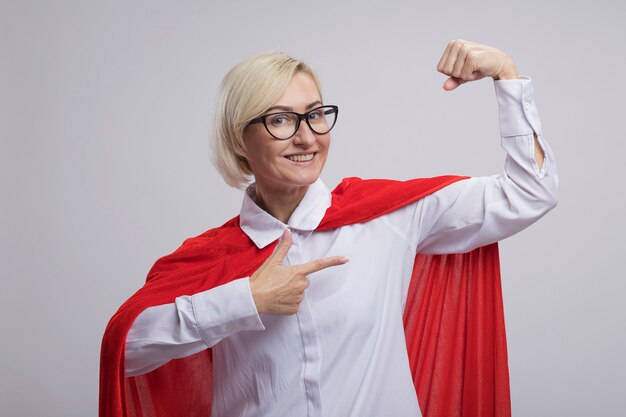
[[264, 100, 323, 113]]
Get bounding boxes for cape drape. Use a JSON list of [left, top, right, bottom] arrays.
[[100, 175, 511, 417]]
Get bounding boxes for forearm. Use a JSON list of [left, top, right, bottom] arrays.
[[125, 301, 208, 377], [496, 61, 546, 170], [125, 277, 264, 376]]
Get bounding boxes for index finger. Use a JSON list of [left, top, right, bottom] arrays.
[[269, 228, 293, 264], [297, 256, 350, 275]]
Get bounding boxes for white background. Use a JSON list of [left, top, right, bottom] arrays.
[[2, 0, 625, 416]]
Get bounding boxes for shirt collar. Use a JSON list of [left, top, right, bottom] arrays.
[[239, 178, 332, 248]]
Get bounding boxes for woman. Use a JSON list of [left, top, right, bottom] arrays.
[[100, 40, 558, 417]]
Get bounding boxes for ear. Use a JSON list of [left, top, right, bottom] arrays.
[[236, 151, 252, 172], [234, 145, 248, 160]]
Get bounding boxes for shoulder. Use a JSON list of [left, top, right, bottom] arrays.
[[145, 215, 247, 281], [320, 175, 469, 229], [331, 175, 469, 197]]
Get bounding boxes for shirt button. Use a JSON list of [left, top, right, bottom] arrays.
[[523, 101, 530, 110]]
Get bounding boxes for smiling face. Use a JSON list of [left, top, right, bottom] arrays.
[[241, 72, 330, 196]]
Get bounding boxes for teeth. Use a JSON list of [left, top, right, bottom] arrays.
[[286, 153, 315, 162]]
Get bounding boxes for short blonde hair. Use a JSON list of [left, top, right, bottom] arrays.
[[211, 52, 323, 189]]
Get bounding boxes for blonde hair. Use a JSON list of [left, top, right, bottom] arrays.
[[211, 52, 322, 189]]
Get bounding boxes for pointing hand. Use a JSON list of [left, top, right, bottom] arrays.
[[249, 229, 349, 315]]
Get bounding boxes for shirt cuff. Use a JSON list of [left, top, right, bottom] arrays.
[[191, 277, 265, 347], [494, 76, 543, 137]]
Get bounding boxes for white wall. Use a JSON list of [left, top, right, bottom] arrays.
[[2, 0, 624, 415]]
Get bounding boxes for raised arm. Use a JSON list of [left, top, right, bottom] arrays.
[[385, 40, 558, 255]]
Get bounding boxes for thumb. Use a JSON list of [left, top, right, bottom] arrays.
[[271, 228, 293, 263], [443, 77, 466, 91]]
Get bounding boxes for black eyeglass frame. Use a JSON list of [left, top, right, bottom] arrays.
[[248, 105, 339, 140]]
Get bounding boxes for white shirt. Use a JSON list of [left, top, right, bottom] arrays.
[[125, 78, 558, 417]]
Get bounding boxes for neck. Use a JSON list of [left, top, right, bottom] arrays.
[[253, 181, 311, 224]]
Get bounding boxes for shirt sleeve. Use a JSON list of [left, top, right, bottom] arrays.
[[388, 77, 559, 255], [125, 277, 265, 377]]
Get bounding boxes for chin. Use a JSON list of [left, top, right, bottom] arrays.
[[281, 164, 326, 187], [283, 172, 321, 188]]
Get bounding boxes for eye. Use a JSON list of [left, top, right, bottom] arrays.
[[268, 113, 295, 126], [307, 109, 323, 121]]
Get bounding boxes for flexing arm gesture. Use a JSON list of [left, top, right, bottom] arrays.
[[437, 39, 545, 168], [437, 39, 520, 90], [250, 229, 349, 315]]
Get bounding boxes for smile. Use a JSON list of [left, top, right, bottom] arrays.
[[285, 153, 315, 162]]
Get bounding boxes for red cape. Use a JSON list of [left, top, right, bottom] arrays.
[[100, 176, 511, 417]]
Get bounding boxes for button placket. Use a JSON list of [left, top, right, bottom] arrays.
[[291, 228, 323, 416]]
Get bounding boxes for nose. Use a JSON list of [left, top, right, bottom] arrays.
[[291, 119, 317, 147]]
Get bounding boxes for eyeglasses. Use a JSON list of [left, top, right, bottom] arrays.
[[248, 105, 339, 140]]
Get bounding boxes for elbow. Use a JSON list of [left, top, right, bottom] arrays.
[[516, 176, 558, 222], [535, 176, 559, 216], [543, 187, 558, 213], [548, 192, 558, 211]]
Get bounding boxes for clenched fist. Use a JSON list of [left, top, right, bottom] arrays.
[[249, 228, 349, 315], [437, 39, 519, 91]]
